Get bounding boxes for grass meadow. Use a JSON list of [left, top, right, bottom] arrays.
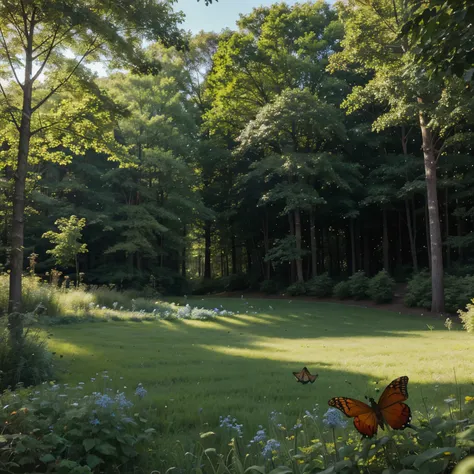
[[45, 297, 474, 465]]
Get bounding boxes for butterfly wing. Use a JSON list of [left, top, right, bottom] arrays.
[[293, 367, 318, 384], [378, 376, 409, 408], [328, 397, 378, 437], [377, 376, 411, 430]]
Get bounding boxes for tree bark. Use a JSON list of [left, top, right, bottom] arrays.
[[405, 199, 418, 272], [445, 188, 451, 269], [263, 210, 271, 280], [204, 221, 211, 279], [294, 209, 304, 282], [419, 109, 444, 312], [8, 50, 34, 313], [350, 218, 356, 275], [382, 208, 389, 272], [231, 232, 237, 274], [309, 207, 318, 278]]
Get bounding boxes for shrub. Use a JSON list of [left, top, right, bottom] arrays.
[[404, 271, 432, 309], [305, 273, 334, 297], [260, 280, 279, 294], [333, 280, 351, 299], [286, 281, 307, 296], [0, 319, 53, 390], [192, 278, 226, 295], [0, 377, 155, 473], [224, 273, 249, 292], [405, 272, 474, 312], [349, 271, 370, 300], [368, 270, 396, 303]]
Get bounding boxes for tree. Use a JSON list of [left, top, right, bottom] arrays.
[[403, 0, 474, 80], [0, 0, 184, 313], [238, 88, 358, 282], [42, 215, 88, 284], [329, 0, 474, 312]]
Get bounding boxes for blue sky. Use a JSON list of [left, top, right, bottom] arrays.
[[175, 0, 301, 33]]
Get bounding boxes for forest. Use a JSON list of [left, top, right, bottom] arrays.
[[1, 0, 473, 315]]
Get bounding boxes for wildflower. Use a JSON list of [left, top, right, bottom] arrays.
[[444, 398, 456, 406], [90, 418, 100, 426], [50, 384, 60, 391], [135, 384, 147, 398], [115, 392, 133, 409], [323, 408, 348, 429], [91, 378, 96, 382], [248, 427, 267, 447], [444, 318, 453, 331], [95, 394, 114, 408], [219, 415, 243, 438], [262, 439, 280, 459], [78, 382, 84, 385], [293, 422, 303, 430], [465, 396, 474, 404], [71, 403, 79, 407]]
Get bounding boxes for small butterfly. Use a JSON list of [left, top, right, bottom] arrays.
[[328, 376, 411, 437], [293, 367, 318, 384]]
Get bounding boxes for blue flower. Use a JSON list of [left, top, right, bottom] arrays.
[[262, 439, 280, 459], [269, 410, 281, 423], [95, 394, 114, 408], [90, 418, 100, 426], [293, 422, 303, 430], [219, 415, 243, 438], [135, 384, 147, 398], [248, 427, 267, 447], [323, 408, 348, 429], [115, 392, 133, 409]]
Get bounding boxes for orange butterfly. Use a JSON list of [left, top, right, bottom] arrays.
[[293, 367, 318, 384], [328, 376, 411, 437]]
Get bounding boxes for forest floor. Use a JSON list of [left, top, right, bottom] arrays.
[[47, 297, 473, 456]]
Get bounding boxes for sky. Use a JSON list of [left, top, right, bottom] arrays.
[[175, 0, 301, 33]]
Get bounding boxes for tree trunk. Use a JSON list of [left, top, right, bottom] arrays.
[[419, 110, 444, 312], [204, 221, 211, 279], [288, 212, 296, 283], [363, 230, 371, 275], [425, 199, 431, 269], [382, 208, 389, 272], [8, 70, 33, 314], [263, 209, 271, 280], [445, 188, 451, 269], [456, 199, 463, 263], [246, 241, 252, 273], [309, 207, 318, 278], [405, 199, 418, 272], [350, 218, 356, 275], [231, 232, 237, 274], [181, 225, 186, 278], [294, 209, 304, 282]]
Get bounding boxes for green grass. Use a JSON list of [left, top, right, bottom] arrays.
[[47, 298, 474, 452]]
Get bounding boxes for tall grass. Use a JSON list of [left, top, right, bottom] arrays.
[[0, 274, 171, 318]]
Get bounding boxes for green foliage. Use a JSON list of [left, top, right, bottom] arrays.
[[405, 273, 474, 313], [42, 216, 88, 273], [405, 271, 432, 309], [459, 300, 474, 333], [223, 273, 249, 292], [260, 280, 279, 295], [0, 377, 155, 473], [305, 273, 334, 297], [333, 280, 351, 299], [0, 320, 53, 390], [192, 278, 226, 295], [349, 270, 370, 300], [286, 282, 307, 296], [368, 270, 396, 303]]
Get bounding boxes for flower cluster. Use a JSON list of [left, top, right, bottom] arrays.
[[262, 439, 281, 459], [135, 384, 147, 398], [219, 415, 243, 438], [304, 404, 319, 422], [248, 426, 267, 448], [323, 408, 348, 429]]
